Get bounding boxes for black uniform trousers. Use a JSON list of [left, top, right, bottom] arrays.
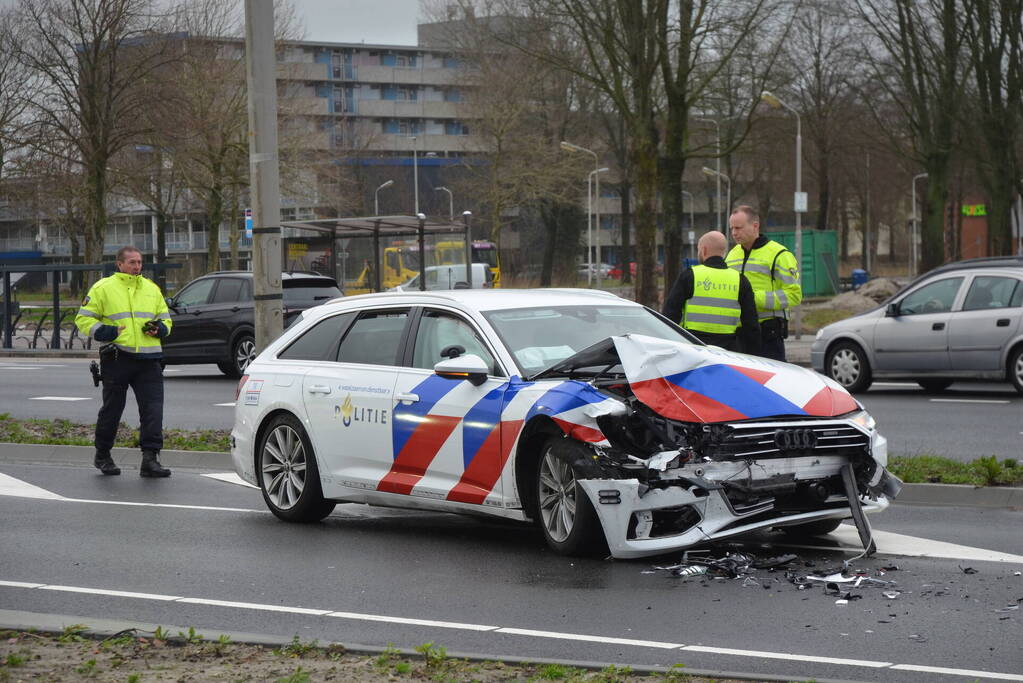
[[96, 354, 164, 453]]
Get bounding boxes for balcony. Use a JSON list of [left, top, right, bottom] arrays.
[[355, 65, 460, 86], [364, 134, 489, 154], [355, 100, 425, 118], [278, 62, 328, 81], [290, 96, 329, 116]]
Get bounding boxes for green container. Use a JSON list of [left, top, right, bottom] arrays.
[[766, 229, 838, 297]]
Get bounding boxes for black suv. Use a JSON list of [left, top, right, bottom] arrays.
[[163, 271, 343, 377]]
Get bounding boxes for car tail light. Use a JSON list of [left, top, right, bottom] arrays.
[[236, 374, 248, 401]]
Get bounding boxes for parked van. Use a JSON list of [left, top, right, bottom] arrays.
[[392, 263, 493, 291]]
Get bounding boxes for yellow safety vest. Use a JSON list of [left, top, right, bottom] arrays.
[[726, 240, 802, 321], [683, 265, 743, 335], [75, 272, 172, 355]]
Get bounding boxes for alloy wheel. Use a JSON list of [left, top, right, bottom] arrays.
[[538, 450, 577, 543], [1014, 351, 1023, 388], [830, 347, 862, 387], [236, 337, 256, 373], [260, 425, 307, 510]]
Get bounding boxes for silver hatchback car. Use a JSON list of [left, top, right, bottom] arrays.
[[812, 257, 1023, 394]]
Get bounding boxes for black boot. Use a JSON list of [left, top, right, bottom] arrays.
[[140, 449, 171, 478], [94, 451, 120, 476]]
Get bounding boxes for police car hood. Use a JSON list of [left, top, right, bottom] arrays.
[[537, 334, 858, 423]]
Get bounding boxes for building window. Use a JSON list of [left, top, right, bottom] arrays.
[[444, 89, 461, 102], [445, 121, 469, 136], [397, 86, 417, 101]]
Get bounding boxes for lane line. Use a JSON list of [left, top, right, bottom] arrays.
[[202, 472, 258, 489], [682, 645, 890, 668], [872, 382, 917, 388], [2, 579, 1019, 680], [889, 664, 1023, 681], [929, 398, 1010, 405], [214, 402, 236, 407], [496, 627, 680, 649], [28, 396, 91, 402]]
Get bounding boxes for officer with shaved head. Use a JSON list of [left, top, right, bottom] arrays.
[[663, 230, 760, 354]]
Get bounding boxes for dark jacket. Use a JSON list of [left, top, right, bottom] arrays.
[[662, 255, 761, 354]]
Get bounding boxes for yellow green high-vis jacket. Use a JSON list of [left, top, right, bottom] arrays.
[[726, 238, 802, 321], [75, 272, 172, 357]]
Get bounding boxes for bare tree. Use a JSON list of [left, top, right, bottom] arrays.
[[12, 0, 172, 278], [0, 9, 32, 187], [856, 0, 970, 270], [962, 0, 1022, 255]]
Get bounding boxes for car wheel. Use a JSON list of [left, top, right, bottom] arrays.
[[257, 414, 335, 523], [1008, 346, 1023, 395], [220, 333, 255, 378], [917, 379, 953, 393], [534, 438, 607, 556], [826, 341, 873, 393], [779, 518, 843, 537]]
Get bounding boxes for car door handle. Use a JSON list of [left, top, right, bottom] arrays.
[[997, 318, 1010, 327], [395, 392, 419, 403], [307, 384, 332, 395], [231, 306, 240, 312], [932, 322, 945, 330]]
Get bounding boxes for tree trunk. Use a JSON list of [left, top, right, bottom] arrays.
[[632, 129, 660, 307], [619, 181, 632, 284], [922, 170, 950, 269], [660, 152, 686, 290]]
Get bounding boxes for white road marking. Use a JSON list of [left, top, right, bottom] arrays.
[[681, 645, 890, 667], [202, 472, 257, 489], [496, 627, 680, 649], [929, 398, 1010, 404], [0, 579, 1019, 680], [783, 524, 1023, 563], [163, 369, 182, 372], [0, 473, 66, 500], [872, 382, 917, 388], [28, 396, 91, 401], [890, 664, 1023, 681], [214, 402, 236, 407], [0, 367, 42, 370]]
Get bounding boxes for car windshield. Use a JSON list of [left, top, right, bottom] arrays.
[[483, 305, 692, 375], [283, 280, 342, 306]]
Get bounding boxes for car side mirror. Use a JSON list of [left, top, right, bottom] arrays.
[[166, 297, 178, 312], [434, 353, 489, 386], [885, 302, 900, 317]]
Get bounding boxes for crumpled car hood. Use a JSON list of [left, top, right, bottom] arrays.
[[613, 334, 858, 423]]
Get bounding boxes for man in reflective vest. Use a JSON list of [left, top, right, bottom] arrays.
[[725, 205, 802, 361], [663, 230, 760, 354], [75, 246, 173, 477]]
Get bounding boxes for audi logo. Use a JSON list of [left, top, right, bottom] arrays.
[[774, 428, 818, 452]]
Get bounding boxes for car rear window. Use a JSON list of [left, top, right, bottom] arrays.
[[283, 279, 342, 306]]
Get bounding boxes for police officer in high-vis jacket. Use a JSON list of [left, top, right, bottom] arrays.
[[76, 246, 173, 477], [725, 205, 802, 361], [663, 230, 761, 354]]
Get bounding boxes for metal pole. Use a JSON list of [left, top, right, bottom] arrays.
[[50, 273, 60, 348], [413, 135, 419, 215], [436, 186, 453, 221], [586, 170, 593, 287], [462, 211, 472, 286], [417, 213, 426, 292], [244, 0, 283, 354], [794, 111, 802, 339], [681, 191, 695, 260], [595, 165, 601, 281], [911, 173, 928, 277], [374, 179, 393, 217]]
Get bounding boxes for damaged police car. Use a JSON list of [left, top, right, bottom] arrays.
[[231, 289, 900, 559]]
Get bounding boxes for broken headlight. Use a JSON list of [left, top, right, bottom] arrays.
[[847, 409, 876, 432]]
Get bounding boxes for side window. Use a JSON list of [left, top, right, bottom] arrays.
[[412, 310, 499, 375], [335, 310, 409, 366], [899, 277, 963, 315], [963, 276, 1020, 311], [278, 312, 354, 361], [1011, 280, 1023, 308], [211, 278, 245, 305], [173, 279, 216, 307]]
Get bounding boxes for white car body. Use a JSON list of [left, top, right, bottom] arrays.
[[232, 289, 898, 559]]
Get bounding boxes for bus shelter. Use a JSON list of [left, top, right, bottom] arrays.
[[279, 214, 473, 293]]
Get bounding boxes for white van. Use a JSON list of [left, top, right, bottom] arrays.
[[392, 263, 493, 291]]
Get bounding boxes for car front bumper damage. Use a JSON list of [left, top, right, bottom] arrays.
[[576, 430, 901, 559]]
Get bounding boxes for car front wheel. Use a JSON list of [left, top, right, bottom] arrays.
[[220, 333, 256, 378], [1009, 346, 1023, 395], [827, 341, 873, 393], [257, 414, 335, 523], [534, 438, 606, 556]]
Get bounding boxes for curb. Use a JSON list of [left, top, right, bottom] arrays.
[[0, 609, 861, 683], [1, 442, 1020, 510]]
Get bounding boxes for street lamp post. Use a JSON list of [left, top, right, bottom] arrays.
[[374, 179, 394, 216], [761, 90, 804, 339], [411, 135, 420, 215], [911, 173, 928, 277], [435, 186, 453, 222], [681, 190, 696, 260], [696, 117, 723, 233], [587, 167, 609, 283], [701, 167, 730, 229], [561, 141, 600, 286]]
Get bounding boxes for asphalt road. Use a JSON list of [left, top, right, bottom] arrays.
[[1, 456, 1021, 682], [1, 358, 1020, 462]]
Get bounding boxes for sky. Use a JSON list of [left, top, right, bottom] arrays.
[[294, 0, 421, 45]]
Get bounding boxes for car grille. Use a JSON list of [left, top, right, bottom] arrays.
[[709, 420, 870, 460]]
